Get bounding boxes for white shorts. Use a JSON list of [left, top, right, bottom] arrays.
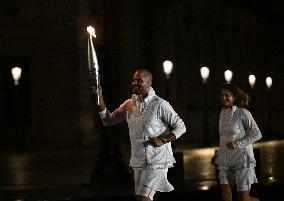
[[218, 166, 257, 191], [133, 168, 174, 200]]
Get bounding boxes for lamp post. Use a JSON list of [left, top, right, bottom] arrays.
[[248, 74, 256, 115], [265, 77, 273, 139], [266, 77, 272, 90], [248, 74, 256, 89], [224, 69, 233, 83], [163, 60, 184, 184], [11, 66, 23, 151], [200, 66, 210, 84], [200, 66, 210, 146], [11, 67, 22, 86], [163, 60, 173, 100]]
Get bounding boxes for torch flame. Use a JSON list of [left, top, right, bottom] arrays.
[[87, 26, 96, 38]]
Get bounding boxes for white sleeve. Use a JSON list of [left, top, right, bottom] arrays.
[[99, 108, 107, 119], [99, 100, 129, 126], [159, 101, 187, 139], [237, 109, 262, 148]]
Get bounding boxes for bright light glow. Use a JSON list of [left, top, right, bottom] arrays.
[[200, 185, 210, 190], [11, 67, 22, 85], [200, 66, 210, 83], [266, 77, 272, 90], [268, 176, 276, 183], [163, 60, 173, 79], [224, 70, 233, 83], [248, 74, 256, 88], [186, 147, 217, 156], [87, 26, 96, 38]]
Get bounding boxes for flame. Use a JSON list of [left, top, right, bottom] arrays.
[[87, 26, 96, 38]]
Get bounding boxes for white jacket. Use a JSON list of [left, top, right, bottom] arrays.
[[99, 87, 186, 169], [216, 105, 262, 170]]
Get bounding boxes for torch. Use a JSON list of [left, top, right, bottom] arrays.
[[87, 26, 100, 105]]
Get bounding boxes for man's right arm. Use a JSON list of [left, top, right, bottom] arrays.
[[90, 86, 126, 126]]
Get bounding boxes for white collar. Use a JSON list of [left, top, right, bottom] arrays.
[[223, 105, 238, 116], [132, 87, 156, 104]]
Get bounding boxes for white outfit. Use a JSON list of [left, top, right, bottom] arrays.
[[99, 87, 186, 196], [215, 105, 262, 191], [133, 168, 172, 200]]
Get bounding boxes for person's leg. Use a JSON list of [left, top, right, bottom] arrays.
[[220, 184, 233, 201], [237, 185, 259, 201], [237, 190, 250, 201], [250, 197, 260, 201], [236, 167, 259, 201], [137, 195, 152, 201], [135, 185, 156, 200]]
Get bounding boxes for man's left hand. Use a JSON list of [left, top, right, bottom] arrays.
[[149, 137, 165, 147]]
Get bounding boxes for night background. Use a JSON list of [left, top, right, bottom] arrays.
[[0, 0, 283, 200]]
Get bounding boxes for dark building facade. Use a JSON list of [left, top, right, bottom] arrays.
[[0, 0, 283, 151]]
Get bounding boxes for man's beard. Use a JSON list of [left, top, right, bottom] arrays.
[[132, 85, 142, 95]]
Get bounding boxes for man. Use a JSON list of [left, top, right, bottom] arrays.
[[90, 69, 186, 201]]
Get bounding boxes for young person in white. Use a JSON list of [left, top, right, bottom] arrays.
[[90, 69, 186, 201], [216, 83, 261, 201]]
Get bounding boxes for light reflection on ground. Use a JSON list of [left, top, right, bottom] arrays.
[[177, 139, 284, 190], [0, 140, 283, 193]]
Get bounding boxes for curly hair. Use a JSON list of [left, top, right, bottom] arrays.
[[222, 83, 250, 108]]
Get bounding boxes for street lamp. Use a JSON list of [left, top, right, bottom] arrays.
[[248, 74, 256, 115], [11, 66, 22, 86], [200, 66, 210, 145], [266, 77, 272, 90], [10, 66, 23, 151], [248, 74, 256, 89], [163, 60, 173, 79], [200, 66, 210, 83], [162, 60, 184, 183], [163, 60, 173, 100], [224, 70, 233, 83], [265, 76, 273, 139]]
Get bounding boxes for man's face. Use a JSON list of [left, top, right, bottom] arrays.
[[132, 71, 151, 97]]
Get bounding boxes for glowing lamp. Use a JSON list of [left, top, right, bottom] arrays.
[[11, 67, 22, 86], [163, 60, 173, 79], [266, 77, 272, 90], [248, 74, 256, 89], [224, 70, 233, 83], [200, 66, 210, 83]]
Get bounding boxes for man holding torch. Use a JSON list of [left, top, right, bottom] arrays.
[[90, 69, 186, 201]]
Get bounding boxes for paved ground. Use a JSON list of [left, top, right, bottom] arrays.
[[0, 140, 284, 201], [1, 183, 284, 201]]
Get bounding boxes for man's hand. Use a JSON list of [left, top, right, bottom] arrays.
[[148, 133, 176, 147], [89, 86, 106, 112], [89, 86, 103, 99], [226, 141, 238, 150], [149, 137, 165, 147]]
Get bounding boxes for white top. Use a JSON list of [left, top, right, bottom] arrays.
[[99, 87, 186, 169], [216, 105, 262, 169]]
